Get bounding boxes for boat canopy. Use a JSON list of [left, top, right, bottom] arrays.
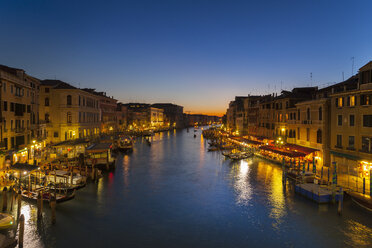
[[11, 163, 40, 172]]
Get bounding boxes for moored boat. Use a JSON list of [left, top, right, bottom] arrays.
[[0, 213, 14, 230], [21, 189, 75, 203], [348, 191, 372, 212]]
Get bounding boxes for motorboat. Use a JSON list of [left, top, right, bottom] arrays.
[[117, 136, 134, 153]]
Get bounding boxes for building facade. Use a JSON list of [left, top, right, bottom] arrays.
[[151, 103, 184, 128], [0, 65, 35, 150], [40, 80, 101, 143]]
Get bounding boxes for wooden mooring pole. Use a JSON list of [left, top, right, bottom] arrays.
[[18, 214, 25, 248], [2, 187, 8, 212]]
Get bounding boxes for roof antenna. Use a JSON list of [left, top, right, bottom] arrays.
[[310, 72, 312, 86], [342, 71, 344, 81], [351, 57, 355, 75], [280, 81, 283, 91]]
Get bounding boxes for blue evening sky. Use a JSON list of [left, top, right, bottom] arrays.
[[1, 0, 371, 115]]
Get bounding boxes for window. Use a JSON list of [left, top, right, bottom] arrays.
[[317, 129, 322, 144], [67, 112, 72, 123], [45, 113, 50, 123], [45, 97, 49, 106], [79, 96, 81, 106], [349, 96, 355, 106], [363, 115, 372, 127], [361, 137, 371, 153], [27, 105, 31, 113], [306, 128, 310, 141], [297, 109, 300, 120], [318, 107, 322, 121], [348, 136, 355, 149], [3, 82, 5, 92], [45, 88, 49, 93], [338, 115, 342, 126], [307, 108, 310, 120], [10, 102, 14, 112], [10, 85, 13, 94], [3, 120, 6, 132], [336, 135, 342, 148], [361, 95, 371, 105], [54, 132, 59, 138], [297, 127, 300, 139], [67, 95, 72, 105], [349, 115, 355, 127], [3, 101, 7, 111], [337, 97, 343, 107]]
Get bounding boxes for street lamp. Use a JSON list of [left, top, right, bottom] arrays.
[[32, 140, 36, 165]]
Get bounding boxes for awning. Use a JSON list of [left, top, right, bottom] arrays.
[[260, 145, 305, 158], [284, 144, 318, 155], [52, 138, 90, 147]]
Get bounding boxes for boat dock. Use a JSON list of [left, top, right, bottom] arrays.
[[295, 183, 342, 203]]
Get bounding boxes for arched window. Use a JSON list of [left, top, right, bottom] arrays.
[[67, 95, 72, 105], [67, 112, 72, 123], [319, 107, 322, 121], [317, 129, 322, 144], [45, 97, 49, 106], [307, 108, 310, 120]]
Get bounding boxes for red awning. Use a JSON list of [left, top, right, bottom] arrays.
[[260, 145, 305, 158], [283, 144, 318, 155]]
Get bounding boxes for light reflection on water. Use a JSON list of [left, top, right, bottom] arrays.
[[231, 160, 252, 206]]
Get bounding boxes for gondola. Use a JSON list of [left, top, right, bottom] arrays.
[[21, 189, 75, 203]]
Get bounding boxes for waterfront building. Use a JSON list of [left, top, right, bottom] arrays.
[[274, 87, 317, 142], [185, 114, 221, 127], [123, 103, 164, 129], [329, 62, 372, 185], [226, 96, 248, 133], [40, 80, 100, 143], [116, 103, 128, 132], [242, 96, 261, 136], [82, 89, 118, 134], [0, 65, 35, 151], [257, 94, 275, 140], [287, 97, 330, 166], [151, 103, 184, 128]]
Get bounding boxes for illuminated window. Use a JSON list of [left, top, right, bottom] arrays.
[[338, 97, 343, 107], [350, 96, 355, 106]]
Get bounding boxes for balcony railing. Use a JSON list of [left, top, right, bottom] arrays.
[[12, 127, 26, 133]]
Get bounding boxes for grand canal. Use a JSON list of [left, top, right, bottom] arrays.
[[17, 129, 372, 247]]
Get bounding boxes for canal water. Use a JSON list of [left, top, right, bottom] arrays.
[[17, 129, 372, 247]]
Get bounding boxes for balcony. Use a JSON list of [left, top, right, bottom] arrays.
[[13, 127, 25, 133]]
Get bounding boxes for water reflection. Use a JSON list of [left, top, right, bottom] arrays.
[[122, 155, 130, 187], [21, 204, 45, 248], [344, 220, 372, 247], [231, 160, 252, 206], [266, 163, 286, 229]]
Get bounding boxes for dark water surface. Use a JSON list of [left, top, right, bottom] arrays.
[[19, 129, 372, 247]]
